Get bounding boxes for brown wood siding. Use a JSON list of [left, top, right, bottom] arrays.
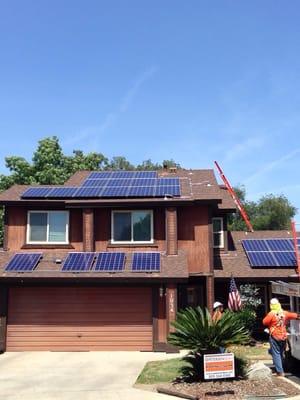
[[69, 209, 83, 250], [7, 287, 153, 351], [6, 208, 83, 251], [178, 205, 211, 273], [94, 207, 165, 251], [6, 206, 26, 250]]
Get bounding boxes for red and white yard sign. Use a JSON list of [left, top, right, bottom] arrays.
[[204, 353, 235, 380]]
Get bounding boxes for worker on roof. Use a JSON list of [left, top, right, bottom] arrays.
[[263, 298, 300, 377], [212, 301, 224, 323]]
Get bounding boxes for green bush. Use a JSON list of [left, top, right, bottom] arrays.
[[168, 307, 250, 381], [233, 308, 257, 334]]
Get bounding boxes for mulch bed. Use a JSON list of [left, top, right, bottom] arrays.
[[156, 377, 300, 399]]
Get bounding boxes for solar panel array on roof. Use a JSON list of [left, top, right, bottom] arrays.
[[5, 253, 42, 272], [4, 251, 163, 274], [242, 239, 298, 268], [62, 252, 95, 272], [94, 252, 125, 272], [21, 170, 181, 199], [131, 252, 161, 272]]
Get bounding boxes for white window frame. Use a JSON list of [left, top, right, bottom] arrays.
[[212, 217, 224, 248], [111, 210, 154, 244], [27, 210, 69, 245]]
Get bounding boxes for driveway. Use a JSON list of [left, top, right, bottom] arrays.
[[0, 351, 178, 400]]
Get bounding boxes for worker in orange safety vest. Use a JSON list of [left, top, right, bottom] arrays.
[[263, 298, 300, 376]]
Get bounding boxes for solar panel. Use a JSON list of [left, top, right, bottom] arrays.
[[131, 178, 157, 186], [101, 186, 129, 197], [135, 171, 157, 178], [273, 252, 296, 267], [155, 185, 181, 197], [105, 178, 134, 187], [81, 179, 111, 187], [22, 188, 53, 198], [94, 252, 125, 272], [47, 187, 78, 197], [246, 252, 277, 267], [265, 239, 294, 251], [22, 170, 181, 199], [62, 252, 95, 272], [157, 177, 180, 186], [127, 186, 155, 197], [74, 187, 104, 197], [88, 172, 113, 179], [107, 171, 137, 179], [5, 253, 42, 272], [131, 252, 161, 272], [242, 238, 299, 268]]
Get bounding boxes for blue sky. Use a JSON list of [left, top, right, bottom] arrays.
[[0, 1, 300, 221]]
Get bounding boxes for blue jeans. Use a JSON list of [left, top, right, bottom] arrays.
[[269, 336, 286, 373]]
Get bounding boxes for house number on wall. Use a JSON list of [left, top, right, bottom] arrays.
[[169, 291, 175, 314]]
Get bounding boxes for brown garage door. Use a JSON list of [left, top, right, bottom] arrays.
[[7, 287, 153, 351]]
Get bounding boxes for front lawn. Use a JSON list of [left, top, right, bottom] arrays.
[[136, 357, 186, 384], [228, 343, 271, 361], [136, 344, 270, 385]]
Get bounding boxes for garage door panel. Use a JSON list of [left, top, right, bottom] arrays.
[[7, 287, 153, 351]]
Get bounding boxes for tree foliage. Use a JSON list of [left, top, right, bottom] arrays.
[[228, 186, 297, 231]]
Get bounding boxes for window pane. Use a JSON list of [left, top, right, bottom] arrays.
[[214, 232, 221, 247], [29, 213, 47, 242], [213, 218, 222, 232], [114, 213, 131, 241], [133, 211, 151, 241], [49, 212, 67, 242]]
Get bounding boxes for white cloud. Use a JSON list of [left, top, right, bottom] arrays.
[[223, 136, 265, 162], [62, 66, 158, 149], [244, 148, 300, 184]]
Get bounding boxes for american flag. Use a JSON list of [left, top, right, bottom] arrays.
[[228, 277, 242, 311]]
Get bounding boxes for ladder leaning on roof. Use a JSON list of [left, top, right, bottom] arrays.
[[214, 161, 254, 232], [291, 220, 300, 277]]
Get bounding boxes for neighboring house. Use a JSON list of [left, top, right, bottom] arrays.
[[0, 168, 235, 352]]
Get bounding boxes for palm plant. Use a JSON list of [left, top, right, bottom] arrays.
[[168, 307, 250, 380]]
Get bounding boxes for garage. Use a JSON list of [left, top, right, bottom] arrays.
[[6, 286, 153, 351]]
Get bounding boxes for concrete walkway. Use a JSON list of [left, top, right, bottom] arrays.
[[0, 351, 179, 400]]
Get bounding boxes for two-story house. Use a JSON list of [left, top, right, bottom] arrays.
[[0, 168, 235, 352]]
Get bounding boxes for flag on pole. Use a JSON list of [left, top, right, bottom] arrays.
[[228, 276, 242, 311]]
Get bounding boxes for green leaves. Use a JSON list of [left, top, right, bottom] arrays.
[[168, 307, 250, 381], [228, 186, 297, 231], [168, 307, 250, 353]]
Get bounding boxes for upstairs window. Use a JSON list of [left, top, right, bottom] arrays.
[[27, 211, 69, 244], [112, 210, 153, 243], [212, 217, 224, 248]]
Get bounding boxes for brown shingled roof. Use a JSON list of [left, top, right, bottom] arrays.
[[0, 250, 188, 280], [0, 169, 236, 209], [214, 230, 297, 279]]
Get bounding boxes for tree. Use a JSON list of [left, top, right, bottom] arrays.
[[235, 284, 262, 334], [228, 186, 297, 231], [107, 156, 134, 170]]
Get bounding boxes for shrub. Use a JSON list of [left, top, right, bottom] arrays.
[[168, 307, 250, 381]]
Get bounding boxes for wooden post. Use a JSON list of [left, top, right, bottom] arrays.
[[165, 208, 178, 255], [83, 208, 94, 252], [3, 207, 8, 251], [206, 275, 214, 313]]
